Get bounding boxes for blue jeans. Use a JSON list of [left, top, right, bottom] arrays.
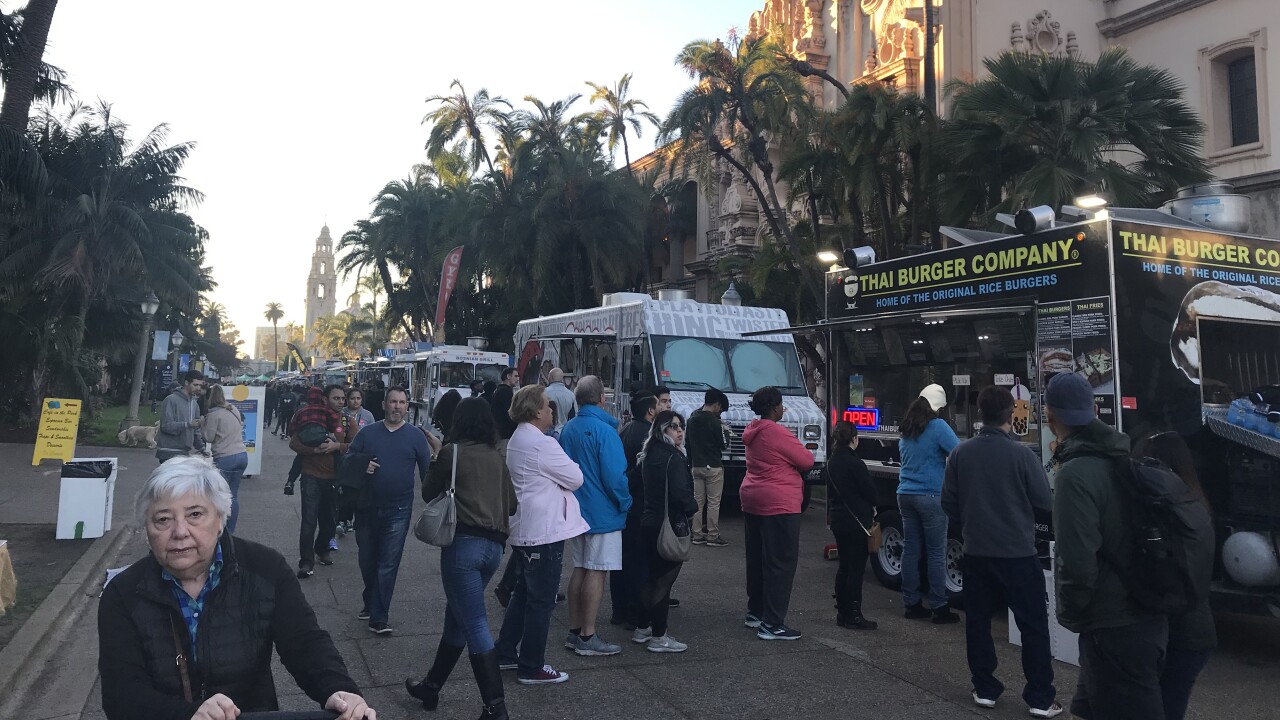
[[964, 555, 1055, 709], [214, 453, 248, 535], [898, 493, 949, 608], [355, 504, 412, 625], [495, 541, 564, 677], [440, 534, 504, 653]]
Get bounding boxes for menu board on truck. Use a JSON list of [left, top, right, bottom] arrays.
[[1110, 220, 1280, 438], [1037, 296, 1119, 461]]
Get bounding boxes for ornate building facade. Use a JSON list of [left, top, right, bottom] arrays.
[[637, 0, 1278, 301], [303, 225, 337, 351]]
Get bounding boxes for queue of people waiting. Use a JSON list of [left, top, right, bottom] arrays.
[[115, 367, 1216, 720]]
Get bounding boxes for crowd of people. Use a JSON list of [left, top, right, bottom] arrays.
[[102, 365, 1218, 720]]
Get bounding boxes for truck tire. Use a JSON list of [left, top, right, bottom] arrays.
[[871, 510, 905, 590], [944, 536, 966, 610]]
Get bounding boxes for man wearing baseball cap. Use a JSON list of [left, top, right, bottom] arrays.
[[1045, 373, 1167, 719]]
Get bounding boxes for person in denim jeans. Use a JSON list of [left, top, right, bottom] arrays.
[[203, 385, 248, 535], [495, 385, 589, 685], [347, 387, 432, 634], [406, 399, 518, 719], [897, 384, 961, 624]]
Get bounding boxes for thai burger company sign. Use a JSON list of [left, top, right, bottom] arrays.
[[827, 223, 1112, 319]]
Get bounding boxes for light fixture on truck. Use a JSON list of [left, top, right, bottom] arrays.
[[843, 246, 877, 268], [816, 250, 840, 264], [1074, 194, 1108, 209], [1014, 205, 1057, 235], [803, 424, 821, 440]]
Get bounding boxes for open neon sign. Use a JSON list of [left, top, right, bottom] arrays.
[[843, 406, 880, 431]]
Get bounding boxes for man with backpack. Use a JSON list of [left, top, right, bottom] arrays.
[[1045, 373, 1167, 719]]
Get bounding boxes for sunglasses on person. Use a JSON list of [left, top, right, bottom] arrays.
[[666, 422, 685, 431]]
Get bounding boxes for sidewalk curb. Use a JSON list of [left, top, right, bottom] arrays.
[[0, 524, 134, 717]]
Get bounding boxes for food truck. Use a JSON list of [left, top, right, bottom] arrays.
[[394, 343, 510, 427], [514, 292, 827, 489], [785, 208, 1280, 614]]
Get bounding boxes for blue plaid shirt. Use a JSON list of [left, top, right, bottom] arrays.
[[162, 543, 223, 665]]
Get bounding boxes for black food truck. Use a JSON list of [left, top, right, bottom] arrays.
[[769, 209, 1280, 615]]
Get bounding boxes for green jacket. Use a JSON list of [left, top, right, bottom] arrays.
[[1051, 419, 1154, 633]]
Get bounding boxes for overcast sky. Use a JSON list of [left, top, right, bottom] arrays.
[[37, 0, 762, 349]]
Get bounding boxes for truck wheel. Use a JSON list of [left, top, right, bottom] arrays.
[[944, 536, 966, 610], [871, 510, 905, 590]]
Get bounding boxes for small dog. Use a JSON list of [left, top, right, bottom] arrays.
[[118, 422, 159, 449]]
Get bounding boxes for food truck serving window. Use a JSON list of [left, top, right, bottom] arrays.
[[651, 335, 806, 395]]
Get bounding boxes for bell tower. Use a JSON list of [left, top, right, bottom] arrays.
[[304, 225, 338, 352]]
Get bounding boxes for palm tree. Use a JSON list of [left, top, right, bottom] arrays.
[[585, 73, 660, 172], [337, 217, 417, 341], [263, 301, 283, 370], [423, 80, 511, 174], [942, 49, 1211, 225], [664, 36, 823, 308], [0, 0, 59, 132]]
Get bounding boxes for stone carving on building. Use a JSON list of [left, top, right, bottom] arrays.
[[1010, 10, 1075, 57], [797, 0, 827, 51]]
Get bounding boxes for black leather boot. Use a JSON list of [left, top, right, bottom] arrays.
[[837, 602, 879, 630], [470, 649, 510, 720], [405, 639, 465, 710]]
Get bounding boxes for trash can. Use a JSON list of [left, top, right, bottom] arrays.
[[56, 457, 117, 539]]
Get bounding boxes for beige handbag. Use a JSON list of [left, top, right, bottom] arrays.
[[656, 457, 691, 562]]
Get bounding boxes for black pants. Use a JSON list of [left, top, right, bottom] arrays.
[[744, 512, 801, 627], [1161, 646, 1211, 720], [275, 412, 289, 435], [610, 515, 648, 624], [830, 514, 870, 615], [636, 525, 683, 636], [335, 485, 358, 528], [298, 475, 337, 566], [963, 555, 1056, 709], [1072, 616, 1168, 720]]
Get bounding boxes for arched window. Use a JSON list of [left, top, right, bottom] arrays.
[[320, 261, 327, 275]]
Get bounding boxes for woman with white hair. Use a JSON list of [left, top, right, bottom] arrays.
[[97, 456, 376, 720]]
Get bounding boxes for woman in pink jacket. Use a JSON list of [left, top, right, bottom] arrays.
[[739, 386, 814, 641]]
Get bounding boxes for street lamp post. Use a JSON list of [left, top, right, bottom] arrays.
[[120, 292, 161, 431], [168, 328, 185, 386]]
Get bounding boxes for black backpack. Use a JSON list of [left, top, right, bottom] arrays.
[[1101, 456, 1214, 616]]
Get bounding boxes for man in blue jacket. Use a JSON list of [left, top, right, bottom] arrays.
[[558, 375, 631, 657]]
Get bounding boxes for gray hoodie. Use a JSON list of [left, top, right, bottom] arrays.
[[156, 388, 201, 461], [942, 425, 1052, 558]]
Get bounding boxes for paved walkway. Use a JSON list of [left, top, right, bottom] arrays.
[[4, 434, 1275, 719]]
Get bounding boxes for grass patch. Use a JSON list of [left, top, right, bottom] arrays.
[[0, 524, 95, 654], [81, 403, 159, 447]]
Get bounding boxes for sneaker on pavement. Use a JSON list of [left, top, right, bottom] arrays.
[[743, 612, 763, 629], [517, 665, 569, 685], [368, 622, 393, 636], [704, 535, 729, 547], [691, 533, 707, 545], [904, 602, 932, 620], [972, 690, 997, 708], [631, 626, 654, 644], [1029, 702, 1064, 718], [555, 591, 566, 603], [328, 538, 340, 551], [356, 609, 370, 621], [316, 552, 334, 566], [296, 564, 314, 579], [574, 634, 622, 656], [647, 635, 688, 653], [563, 631, 578, 650], [668, 598, 681, 608], [757, 622, 802, 641], [932, 606, 961, 624]]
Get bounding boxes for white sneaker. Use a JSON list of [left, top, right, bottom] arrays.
[[1029, 702, 1064, 718], [631, 626, 654, 644], [972, 690, 997, 708], [646, 635, 688, 653]]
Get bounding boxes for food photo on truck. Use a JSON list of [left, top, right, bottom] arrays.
[[750, 201, 1280, 616]]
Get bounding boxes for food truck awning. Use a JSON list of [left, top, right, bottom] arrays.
[[740, 305, 1034, 337]]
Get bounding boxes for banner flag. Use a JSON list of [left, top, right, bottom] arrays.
[[434, 246, 465, 335]]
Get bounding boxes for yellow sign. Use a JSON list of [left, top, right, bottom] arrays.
[[32, 398, 83, 465]]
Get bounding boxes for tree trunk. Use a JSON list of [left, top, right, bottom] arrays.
[[923, 0, 936, 113], [0, 0, 59, 133], [622, 132, 633, 176]]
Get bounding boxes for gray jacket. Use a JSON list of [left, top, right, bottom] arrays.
[[942, 425, 1052, 558], [157, 389, 201, 460]]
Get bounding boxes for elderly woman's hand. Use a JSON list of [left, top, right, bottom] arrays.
[[190, 693, 238, 720], [326, 690, 376, 720]]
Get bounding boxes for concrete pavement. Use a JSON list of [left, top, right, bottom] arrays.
[[2, 433, 1275, 719]]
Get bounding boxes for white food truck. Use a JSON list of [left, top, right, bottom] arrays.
[[513, 291, 827, 490], [394, 342, 510, 427]]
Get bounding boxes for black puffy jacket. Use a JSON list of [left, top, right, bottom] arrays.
[[639, 440, 699, 529], [97, 533, 359, 720]]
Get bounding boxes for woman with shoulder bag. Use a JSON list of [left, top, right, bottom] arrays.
[[406, 398, 518, 719], [634, 410, 699, 653], [203, 385, 248, 535], [826, 421, 879, 630]]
